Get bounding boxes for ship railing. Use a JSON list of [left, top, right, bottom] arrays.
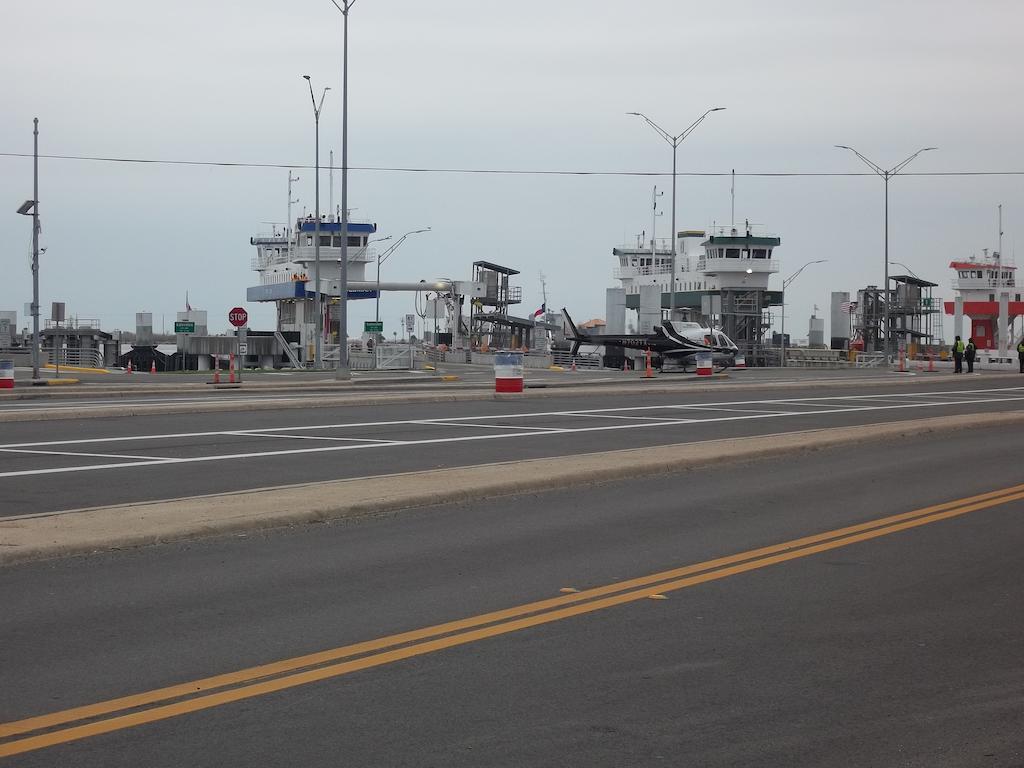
[[44, 318, 103, 330], [697, 257, 779, 273], [705, 225, 778, 238], [613, 264, 672, 278], [950, 278, 1017, 290]]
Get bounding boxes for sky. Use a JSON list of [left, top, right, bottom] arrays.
[[2, 0, 1023, 342]]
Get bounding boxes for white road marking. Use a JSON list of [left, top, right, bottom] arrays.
[[224, 432, 400, 444], [0, 448, 171, 461], [410, 420, 564, 432], [0, 386, 1021, 483]]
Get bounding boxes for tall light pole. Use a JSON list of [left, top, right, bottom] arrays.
[[628, 108, 725, 318], [780, 259, 827, 367], [329, 0, 356, 380], [376, 228, 431, 322], [835, 145, 936, 359], [303, 76, 330, 369], [16, 119, 40, 382]]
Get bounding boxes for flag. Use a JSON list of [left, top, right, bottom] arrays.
[[840, 300, 857, 313], [533, 303, 546, 319]]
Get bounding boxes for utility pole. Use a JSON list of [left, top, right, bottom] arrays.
[[836, 144, 936, 360], [628, 108, 725, 319], [304, 75, 329, 369]]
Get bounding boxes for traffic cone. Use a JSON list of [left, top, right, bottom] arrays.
[[928, 355, 935, 373], [150, 360, 157, 374], [126, 360, 133, 374], [644, 348, 654, 378], [213, 364, 220, 384], [229, 353, 236, 384], [899, 354, 906, 372], [570, 359, 577, 372]]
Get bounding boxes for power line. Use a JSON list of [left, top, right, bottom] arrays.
[[1, 151, 1023, 177]]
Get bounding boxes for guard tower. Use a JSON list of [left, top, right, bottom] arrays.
[[468, 261, 525, 350]]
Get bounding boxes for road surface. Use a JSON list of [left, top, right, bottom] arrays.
[[1, 430, 1021, 766]]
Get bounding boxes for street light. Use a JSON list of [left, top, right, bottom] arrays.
[[628, 108, 725, 318], [889, 260, 922, 280], [376, 228, 431, 322], [16, 118, 41, 382], [835, 144, 936, 359], [328, 0, 356, 380], [780, 259, 827, 367], [303, 75, 330, 369]]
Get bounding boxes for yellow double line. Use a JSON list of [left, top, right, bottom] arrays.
[[2, 482, 1023, 759]]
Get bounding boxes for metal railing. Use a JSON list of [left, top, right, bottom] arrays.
[[697, 257, 779, 273], [45, 347, 104, 368], [613, 264, 672, 278]]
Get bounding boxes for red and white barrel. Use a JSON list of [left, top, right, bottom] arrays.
[[696, 351, 713, 376], [0, 359, 13, 389], [494, 352, 524, 393], [734, 354, 746, 369]]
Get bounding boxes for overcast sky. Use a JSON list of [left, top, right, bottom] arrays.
[[3, 0, 1022, 341]]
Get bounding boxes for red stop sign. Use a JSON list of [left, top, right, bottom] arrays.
[[228, 307, 248, 328]]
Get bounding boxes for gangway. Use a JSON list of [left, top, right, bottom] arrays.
[[274, 331, 303, 369]]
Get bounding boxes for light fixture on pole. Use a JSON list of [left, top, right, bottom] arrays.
[[303, 75, 330, 369], [835, 144, 936, 360], [16, 118, 41, 383], [328, 0, 356, 380], [376, 228, 431, 322], [627, 108, 725, 319], [780, 259, 827, 367]]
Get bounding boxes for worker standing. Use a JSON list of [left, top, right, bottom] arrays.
[[1017, 338, 1024, 373], [952, 335, 965, 374], [965, 337, 977, 374]]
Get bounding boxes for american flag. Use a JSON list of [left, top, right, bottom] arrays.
[[840, 300, 858, 314]]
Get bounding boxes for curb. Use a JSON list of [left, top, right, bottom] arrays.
[[4, 410, 1022, 566]]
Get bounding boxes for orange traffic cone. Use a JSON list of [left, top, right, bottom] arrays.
[[150, 360, 157, 374], [570, 359, 577, 372], [928, 355, 935, 373], [229, 353, 236, 384], [644, 348, 654, 378], [213, 364, 220, 384], [126, 360, 133, 374]]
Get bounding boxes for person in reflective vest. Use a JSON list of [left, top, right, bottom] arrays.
[[965, 337, 977, 373], [952, 336, 964, 374], [1017, 339, 1024, 373]]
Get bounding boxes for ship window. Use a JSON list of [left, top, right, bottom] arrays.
[[332, 236, 343, 247], [767, 249, 773, 258], [990, 294, 995, 302], [347, 236, 362, 247], [320, 235, 332, 247], [726, 248, 740, 258], [305, 235, 313, 246], [752, 249, 767, 258]]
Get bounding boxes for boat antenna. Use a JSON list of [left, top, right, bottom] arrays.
[[731, 168, 735, 225], [998, 203, 1003, 257]]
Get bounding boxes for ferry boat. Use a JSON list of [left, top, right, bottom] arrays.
[[944, 249, 1022, 356]]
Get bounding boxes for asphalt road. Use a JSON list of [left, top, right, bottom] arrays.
[[1, 430, 1021, 766], [1, 376, 1023, 515]]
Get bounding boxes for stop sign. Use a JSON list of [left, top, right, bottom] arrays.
[[228, 307, 248, 328]]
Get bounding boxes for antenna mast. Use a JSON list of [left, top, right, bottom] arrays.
[[731, 168, 735, 225], [287, 171, 300, 259], [998, 203, 1003, 256]]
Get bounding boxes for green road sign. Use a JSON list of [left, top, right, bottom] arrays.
[[174, 321, 196, 333], [364, 321, 384, 333]]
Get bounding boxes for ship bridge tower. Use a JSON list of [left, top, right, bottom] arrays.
[[698, 224, 781, 359], [944, 251, 1022, 359]]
